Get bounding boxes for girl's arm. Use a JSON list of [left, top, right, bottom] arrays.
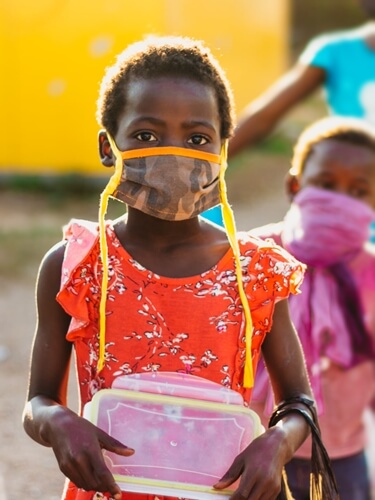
[[22, 242, 133, 498], [214, 298, 313, 499], [228, 64, 325, 159]]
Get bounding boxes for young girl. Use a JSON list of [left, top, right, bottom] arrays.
[[22, 36, 329, 500], [250, 116, 375, 500]]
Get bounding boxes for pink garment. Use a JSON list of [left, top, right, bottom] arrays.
[[282, 186, 373, 267], [250, 187, 375, 459], [281, 188, 375, 412]]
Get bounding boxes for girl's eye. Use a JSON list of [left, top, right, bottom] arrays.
[[311, 179, 335, 190], [135, 132, 157, 142], [320, 182, 335, 190], [188, 135, 208, 146]]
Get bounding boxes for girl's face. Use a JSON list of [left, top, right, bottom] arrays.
[[114, 76, 222, 154], [299, 138, 375, 208]]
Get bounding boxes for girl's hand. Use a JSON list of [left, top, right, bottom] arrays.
[[213, 427, 288, 500], [45, 408, 134, 498]]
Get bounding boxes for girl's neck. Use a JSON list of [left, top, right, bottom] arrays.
[[117, 210, 204, 247], [112, 210, 230, 278]]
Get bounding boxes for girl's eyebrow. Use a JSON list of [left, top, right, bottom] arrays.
[[127, 116, 165, 127], [127, 117, 218, 132], [181, 120, 217, 132]]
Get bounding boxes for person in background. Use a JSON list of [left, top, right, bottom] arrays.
[[250, 116, 375, 500], [205, 1, 375, 227], [228, 0, 375, 157], [20, 35, 337, 500]]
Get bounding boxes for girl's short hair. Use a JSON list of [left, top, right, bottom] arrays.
[[290, 116, 375, 176], [96, 35, 235, 139]]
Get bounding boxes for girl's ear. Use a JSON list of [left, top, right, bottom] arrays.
[[285, 171, 301, 202], [98, 130, 115, 167]]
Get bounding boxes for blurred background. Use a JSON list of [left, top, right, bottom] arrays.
[[0, 1, 371, 499], [0, 0, 365, 179]]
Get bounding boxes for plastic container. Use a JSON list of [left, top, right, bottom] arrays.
[[83, 372, 263, 499]]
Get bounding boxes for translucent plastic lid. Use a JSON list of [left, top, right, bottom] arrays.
[[84, 373, 263, 499]]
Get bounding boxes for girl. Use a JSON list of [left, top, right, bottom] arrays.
[[22, 36, 328, 500], [250, 116, 375, 499]]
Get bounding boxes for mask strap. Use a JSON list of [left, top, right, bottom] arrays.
[[219, 140, 254, 388], [97, 133, 124, 372], [97, 137, 255, 387]]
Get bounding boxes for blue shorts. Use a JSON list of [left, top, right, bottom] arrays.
[[285, 452, 371, 500]]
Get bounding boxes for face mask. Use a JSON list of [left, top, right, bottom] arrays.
[[105, 136, 222, 221], [282, 186, 375, 267]]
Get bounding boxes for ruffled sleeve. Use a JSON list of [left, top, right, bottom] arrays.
[[240, 231, 304, 296], [238, 231, 305, 354], [235, 232, 305, 404], [56, 219, 101, 340], [254, 237, 305, 296]]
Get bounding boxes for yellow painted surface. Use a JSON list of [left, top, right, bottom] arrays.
[[0, 0, 289, 174]]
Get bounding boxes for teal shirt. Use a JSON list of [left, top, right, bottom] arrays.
[[300, 26, 375, 121]]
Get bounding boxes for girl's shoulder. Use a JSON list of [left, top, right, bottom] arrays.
[[246, 222, 283, 245], [238, 228, 303, 266], [299, 26, 369, 66], [237, 229, 305, 295], [60, 218, 117, 286], [63, 218, 101, 241]]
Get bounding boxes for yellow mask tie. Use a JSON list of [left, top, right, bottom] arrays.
[[97, 136, 254, 388], [97, 134, 124, 372], [219, 140, 254, 388]]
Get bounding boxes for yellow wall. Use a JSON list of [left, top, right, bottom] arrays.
[[0, 0, 289, 175]]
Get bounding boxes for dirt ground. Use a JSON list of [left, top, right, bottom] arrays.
[[1, 150, 375, 499]]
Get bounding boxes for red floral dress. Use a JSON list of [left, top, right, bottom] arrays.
[[57, 219, 304, 500]]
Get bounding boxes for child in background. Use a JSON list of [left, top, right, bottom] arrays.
[[22, 36, 332, 500], [227, 0, 375, 240], [250, 116, 375, 500]]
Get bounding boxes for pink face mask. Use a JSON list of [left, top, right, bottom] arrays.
[[281, 186, 375, 267]]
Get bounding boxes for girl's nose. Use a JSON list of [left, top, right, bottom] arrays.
[[160, 141, 185, 149], [159, 133, 185, 149]]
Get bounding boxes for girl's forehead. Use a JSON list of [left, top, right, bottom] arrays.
[[126, 76, 216, 106], [122, 77, 221, 127], [309, 138, 375, 169]]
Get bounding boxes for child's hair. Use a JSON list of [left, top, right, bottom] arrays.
[[96, 35, 235, 139], [290, 116, 375, 176]]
